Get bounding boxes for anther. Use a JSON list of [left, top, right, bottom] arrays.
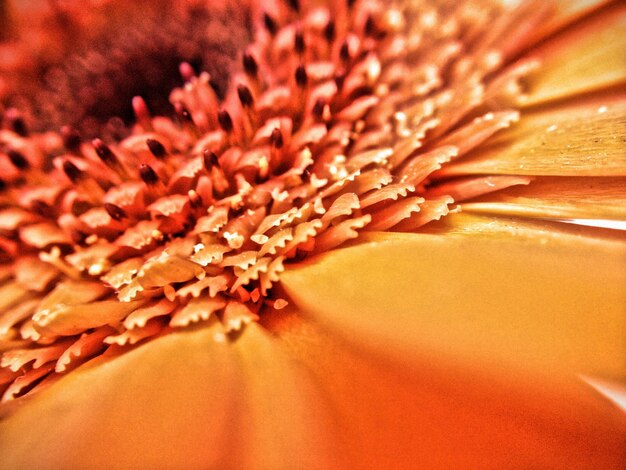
[[174, 103, 193, 123], [294, 30, 305, 54], [339, 41, 350, 62], [7, 149, 29, 170], [62, 160, 84, 184], [132, 96, 151, 124], [31, 200, 55, 218], [139, 163, 160, 186], [203, 150, 220, 170], [324, 21, 336, 43], [5, 108, 28, 136], [295, 65, 308, 88], [70, 230, 88, 246], [237, 85, 254, 108], [263, 12, 278, 35], [285, 0, 300, 13], [270, 128, 284, 149], [61, 126, 81, 152], [242, 53, 259, 77], [188, 189, 202, 208], [92, 139, 117, 166], [312, 98, 327, 121], [71, 199, 92, 217], [146, 139, 168, 158], [104, 203, 128, 221], [179, 62, 195, 82], [335, 73, 346, 90], [217, 110, 234, 133], [364, 15, 376, 36]]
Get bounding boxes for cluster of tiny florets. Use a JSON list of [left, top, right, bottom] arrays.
[[0, 0, 543, 403]]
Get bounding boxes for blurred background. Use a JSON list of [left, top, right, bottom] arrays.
[[0, 0, 254, 137]]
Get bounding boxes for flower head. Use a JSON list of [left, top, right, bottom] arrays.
[[0, 0, 625, 468]]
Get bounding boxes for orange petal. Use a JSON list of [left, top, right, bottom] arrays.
[[531, 0, 615, 43], [0, 321, 338, 469], [281, 229, 626, 379], [36, 280, 110, 314], [521, 3, 626, 106], [427, 175, 532, 201], [460, 176, 626, 221], [0, 323, 240, 468], [262, 304, 626, 469], [392, 196, 454, 231], [420, 211, 625, 242], [13, 256, 59, 292], [0, 282, 29, 313], [33, 299, 146, 337], [168, 296, 226, 327], [439, 93, 626, 177], [229, 323, 338, 469]]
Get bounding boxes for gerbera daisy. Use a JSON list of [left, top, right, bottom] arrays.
[[0, 0, 624, 468]]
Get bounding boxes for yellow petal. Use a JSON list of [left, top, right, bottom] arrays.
[[262, 304, 626, 469], [521, 4, 626, 106], [461, 176, 626, 221], [532, 0, 615, 42], [0, 321, 337, 469], [439, 93, 626, 177], [281, 228, 626, 378]]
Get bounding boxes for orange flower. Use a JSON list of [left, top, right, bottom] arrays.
[[0, 0, 625, 468]]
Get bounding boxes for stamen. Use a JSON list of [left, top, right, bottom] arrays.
[[263, 12, 278, 36], [242, 53, 259, 77], [237, 85, 255, 108], [139, 164, 160, 186], [146, 139, 168, 158], [324, 21, 336, 43], [295, 65, 308, 88], [203, 150, 220, 170], [270, 128, 284, 149], [62, 160, 84, 184], [294, 30, 305, 55], [5, 108, 29, 136], [92, 139, 117, 167], [61, 126, 82, 153], [7, 149, 29, 170], [217, 110, 234, 133], [285, 0, 300, 14], [104, 203, 128, 222], [339, 41, 351, 62]]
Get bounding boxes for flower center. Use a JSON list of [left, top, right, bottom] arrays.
[[0, 0, 544, 404]]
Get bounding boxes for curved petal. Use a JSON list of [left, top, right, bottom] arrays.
[[420, 212, 626, 242], [438, 93, 626, 177], [0, 321, 337, 469], [230, 323, 339, 470], [530, 0, 616, 43], [521, 3, 626, 106], [262, 304, 626, 469], [280, 229, 626, 379], [460, 176, 626, 221]]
